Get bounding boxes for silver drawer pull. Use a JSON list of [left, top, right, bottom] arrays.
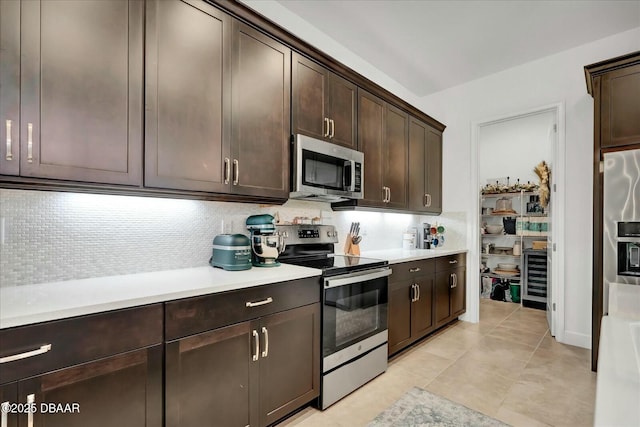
[[324, 118, 330, 137], [246, 297, 273, 308], [409, 267, 421, 273], [224, 158, 230, 184], [0, 344, 52, 364], [449, 259, 458, 264], [27, 394, 34, 427], [261, 326, 269, 358], [252, 330, 259, 361], [27, 123, 33, 163], [1, 401, 8, 427], [5, 120, 12, 161], [233, 159, 239, 185]]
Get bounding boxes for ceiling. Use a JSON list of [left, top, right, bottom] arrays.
[[275, 0, 640, 97]]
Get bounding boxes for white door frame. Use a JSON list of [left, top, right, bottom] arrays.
[[467, 102, 565, 342]]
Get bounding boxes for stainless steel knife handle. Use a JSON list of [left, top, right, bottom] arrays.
[[261, 326, 269, 358], [324, 118, 330, 137], [246, 297, 273, 307], [224, 158, 230, 184], [0, 344, 52, 364], [5, 120, 12, 161], [252, 330, 259, 361], [27, 394, 34, 427], [27, 123, 33, 163], [233, 159, 239, 185]]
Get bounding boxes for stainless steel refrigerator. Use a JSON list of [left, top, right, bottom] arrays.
[[603, 148, 640, 313]]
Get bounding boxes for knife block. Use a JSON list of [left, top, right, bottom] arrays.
[[344, 234, 360, 256]]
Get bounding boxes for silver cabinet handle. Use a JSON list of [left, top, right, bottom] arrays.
[[5, 120, 12, 161], [224, 158, 230, 184], [381, 186, 387, 202], [427, 194, 432, 207], [450, 273, 455, 289], [252, 330, 259, 361], [416, 283, 420, 301], [1, 400, 8, 427], [261, 326, 269, 358], [409, 267, 421, 273], [0, 344, 52, 364], [245, 297, 273, 308], [449, 259, 458, 264], [27, 123, 33, 163], [410, 284, 415, 302], [329, 119, 335, 138], [423, 193, 427, 207], [387, 187, 391, 203], [324, 118, 330, 137], [27, 394, 34, 427], [232, 159, 239, 185], [454, 273, 458, 288]]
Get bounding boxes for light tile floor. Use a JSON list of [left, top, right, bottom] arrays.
[[278, 299, 596, 427]]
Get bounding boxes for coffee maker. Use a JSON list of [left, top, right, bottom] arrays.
[[246, 214, 286, 267]]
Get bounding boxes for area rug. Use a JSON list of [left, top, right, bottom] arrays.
[[367, 387, 510, 427]]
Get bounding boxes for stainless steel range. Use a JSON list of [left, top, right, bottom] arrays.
[[277, 224, 390, 409]]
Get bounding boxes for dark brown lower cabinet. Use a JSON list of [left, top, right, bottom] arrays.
[[435, 265, 466, 328], [1, 346, 162, 427], [165, 303, 320, 427], [388, 276, 434, 356]]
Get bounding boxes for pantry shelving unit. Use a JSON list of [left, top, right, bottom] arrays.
[[480, 190, 549, 305]]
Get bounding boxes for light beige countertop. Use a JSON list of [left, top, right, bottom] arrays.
[[359, 248, 468, 264], [0, 264, 322, 329]]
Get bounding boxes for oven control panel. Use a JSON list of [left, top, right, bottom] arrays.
[[298, 229, 320, 239]]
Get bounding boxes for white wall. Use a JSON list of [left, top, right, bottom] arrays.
[[418, 28, 640, 348], [479, 111, 555, 187]]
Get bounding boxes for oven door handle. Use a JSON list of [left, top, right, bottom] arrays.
[[324, 268, 391, 289]]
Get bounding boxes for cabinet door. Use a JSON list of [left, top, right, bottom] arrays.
[[408, 117, 428, 212], [165, 321, 256, 427], [18, 346, 162, 427], [259, 304, 320, 427], [20, 0, 143, 185], [292, 53, 328, 141], [0, 0, 20, 176], [600, 64, 640, 148], [0, 382, 17, 427], [145, 0, 231, 192], [451, 267, 466, 317], [384, 104, 409, 209], [426, 126, 443, 213], [231, 20, 290, 199], [434, 270, 452, 327], [328, 73, 357, 149], [411, 276, 434, 339], [388, 281, 412, 355], [357, 89, 386, 207]]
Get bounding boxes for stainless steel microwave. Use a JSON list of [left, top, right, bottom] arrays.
[[290, 134, 364, 202]]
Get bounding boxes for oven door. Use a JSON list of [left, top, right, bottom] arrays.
[[322, 268, 390, 370]]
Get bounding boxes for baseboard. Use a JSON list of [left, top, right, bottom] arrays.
[[560, 330, 591, 349]]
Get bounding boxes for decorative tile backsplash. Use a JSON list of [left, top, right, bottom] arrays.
[[0, 189, 466, 287]]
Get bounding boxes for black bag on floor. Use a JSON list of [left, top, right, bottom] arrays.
[[490, 281, 509, 302]]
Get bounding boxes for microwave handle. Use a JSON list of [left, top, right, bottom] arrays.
[[344, 160, 356, 192]]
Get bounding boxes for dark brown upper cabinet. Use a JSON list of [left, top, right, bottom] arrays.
[[600, 64, 640, 148], [333, 89, 408, 210], [409, 117, 442, 214], [0, 0, 143, 185], [145, 0, 231, 193], [292, 53, 357, 149], [145, 1, 290, 200], [231, 21, 291, 199]]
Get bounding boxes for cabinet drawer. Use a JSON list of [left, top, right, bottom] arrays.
[[165, 277, 321, 340], [390, 259, 434, 282], [0, 304, 163, 384], [435, 253, 466, 271]]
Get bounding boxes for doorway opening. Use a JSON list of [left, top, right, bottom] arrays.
[[468, 103, 565, 342]]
